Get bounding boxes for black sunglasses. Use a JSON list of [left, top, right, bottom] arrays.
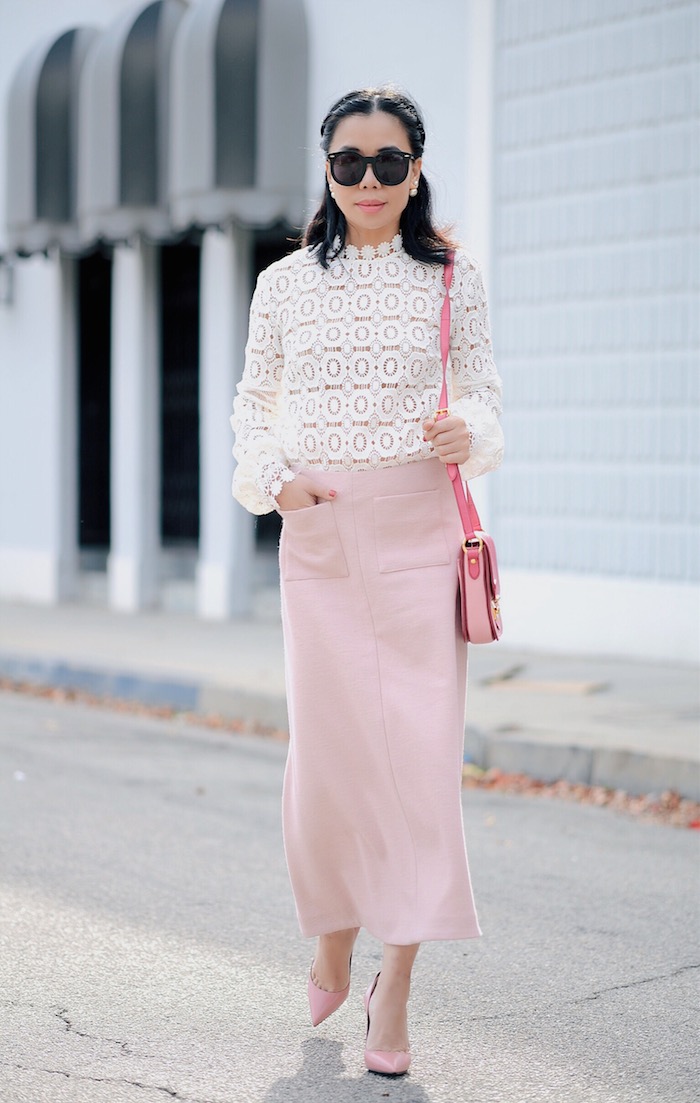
[[328, 150, 415, 187]]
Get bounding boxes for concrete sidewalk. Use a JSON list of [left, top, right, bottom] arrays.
[[1, 597, 698, 800]]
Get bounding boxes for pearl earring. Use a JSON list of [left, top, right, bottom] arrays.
[[329, 187, 337, 201], [409, 180, 419, 197]]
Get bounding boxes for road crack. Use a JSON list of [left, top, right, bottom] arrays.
[[574, 961, 700, 1003], [6, 1063, 215, 1102], [465, 963, 700, 1022], [54, 1006, 133, 1054]]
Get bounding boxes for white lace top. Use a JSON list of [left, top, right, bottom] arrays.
[[231, 234, 503, 514]]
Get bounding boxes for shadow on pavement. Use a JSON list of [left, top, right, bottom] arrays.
[[263, 1037, 432, 1101]]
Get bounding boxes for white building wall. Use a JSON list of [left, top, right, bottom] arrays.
[[1, 0, 697, 662], [490, 0, 700, 661], [0, 0, 147, 603], [301, 0, 472, 235], [0, 0, 478, 605], [0, 0, 474, 252]]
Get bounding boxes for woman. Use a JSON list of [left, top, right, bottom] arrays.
[[231, 87, 503, 1076]]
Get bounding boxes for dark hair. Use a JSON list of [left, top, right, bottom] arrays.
[[303, 86, 456, 268]]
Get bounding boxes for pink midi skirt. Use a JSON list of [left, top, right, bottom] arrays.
[[279, 457, 481, 945]]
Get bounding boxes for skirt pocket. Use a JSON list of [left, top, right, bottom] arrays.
[[373, 489, 451, 573], [280, 502, 349, 581]]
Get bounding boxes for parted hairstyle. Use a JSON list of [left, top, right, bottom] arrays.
[[304, 86, 456, 268]]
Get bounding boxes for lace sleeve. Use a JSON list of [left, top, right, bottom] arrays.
[[230, 269, 296, 515], [449, 252, 504, 481]]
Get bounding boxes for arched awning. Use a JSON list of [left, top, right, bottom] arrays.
[[78, 0, 187, 246], [169, 0, 308, 231], [6, 27, 98, 255]]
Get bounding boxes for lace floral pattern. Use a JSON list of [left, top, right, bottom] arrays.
[[231, 239, 503, 514], [341, 232, 403, 262]]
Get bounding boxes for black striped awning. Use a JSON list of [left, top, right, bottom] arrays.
[[169, 0, 308, 230], [4, 0, 309, 256], [6, 27, 98, 255], [78, 0, 187, 246]]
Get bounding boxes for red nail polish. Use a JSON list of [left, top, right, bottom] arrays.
[[329, 490, 337, 498]]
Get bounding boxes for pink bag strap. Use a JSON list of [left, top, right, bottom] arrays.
[[438, 255, 482, 542]]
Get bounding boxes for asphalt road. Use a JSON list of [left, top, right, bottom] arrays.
[[1, 690, 698, 1103]]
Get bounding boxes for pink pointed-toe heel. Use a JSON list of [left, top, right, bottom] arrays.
[[307, 955, 352, 1027], [363, 972, 411, 1076]]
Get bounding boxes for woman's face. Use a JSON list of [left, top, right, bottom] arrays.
[[326, 110, 421, 249]]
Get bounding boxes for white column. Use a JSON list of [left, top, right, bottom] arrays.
[[17, 252, 80, 603], [108, 238, 160, 611], [196, 223, 255, 619], [464, 0, 497, 524]]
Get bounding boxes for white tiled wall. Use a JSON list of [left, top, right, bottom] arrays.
[[491, 0, 699, 583]]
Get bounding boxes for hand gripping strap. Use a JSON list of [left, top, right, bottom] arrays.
[[439, 255, 482, 541]]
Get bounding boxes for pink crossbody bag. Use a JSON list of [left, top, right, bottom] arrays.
[[437, 256, 503, 644]]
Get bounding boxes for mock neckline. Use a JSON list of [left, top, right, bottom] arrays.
[[339, 233, 404, 262]]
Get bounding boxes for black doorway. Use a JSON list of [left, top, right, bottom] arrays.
[[160, 242, 201, 546], [78, 251, 112, 551]]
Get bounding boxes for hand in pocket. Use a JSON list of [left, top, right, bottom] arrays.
[[275, 474, 337, 512]]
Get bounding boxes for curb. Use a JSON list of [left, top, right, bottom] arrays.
[[0, 654, 289, 731], [464, 727, 700, 803], [2, 653, 699, 802]]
